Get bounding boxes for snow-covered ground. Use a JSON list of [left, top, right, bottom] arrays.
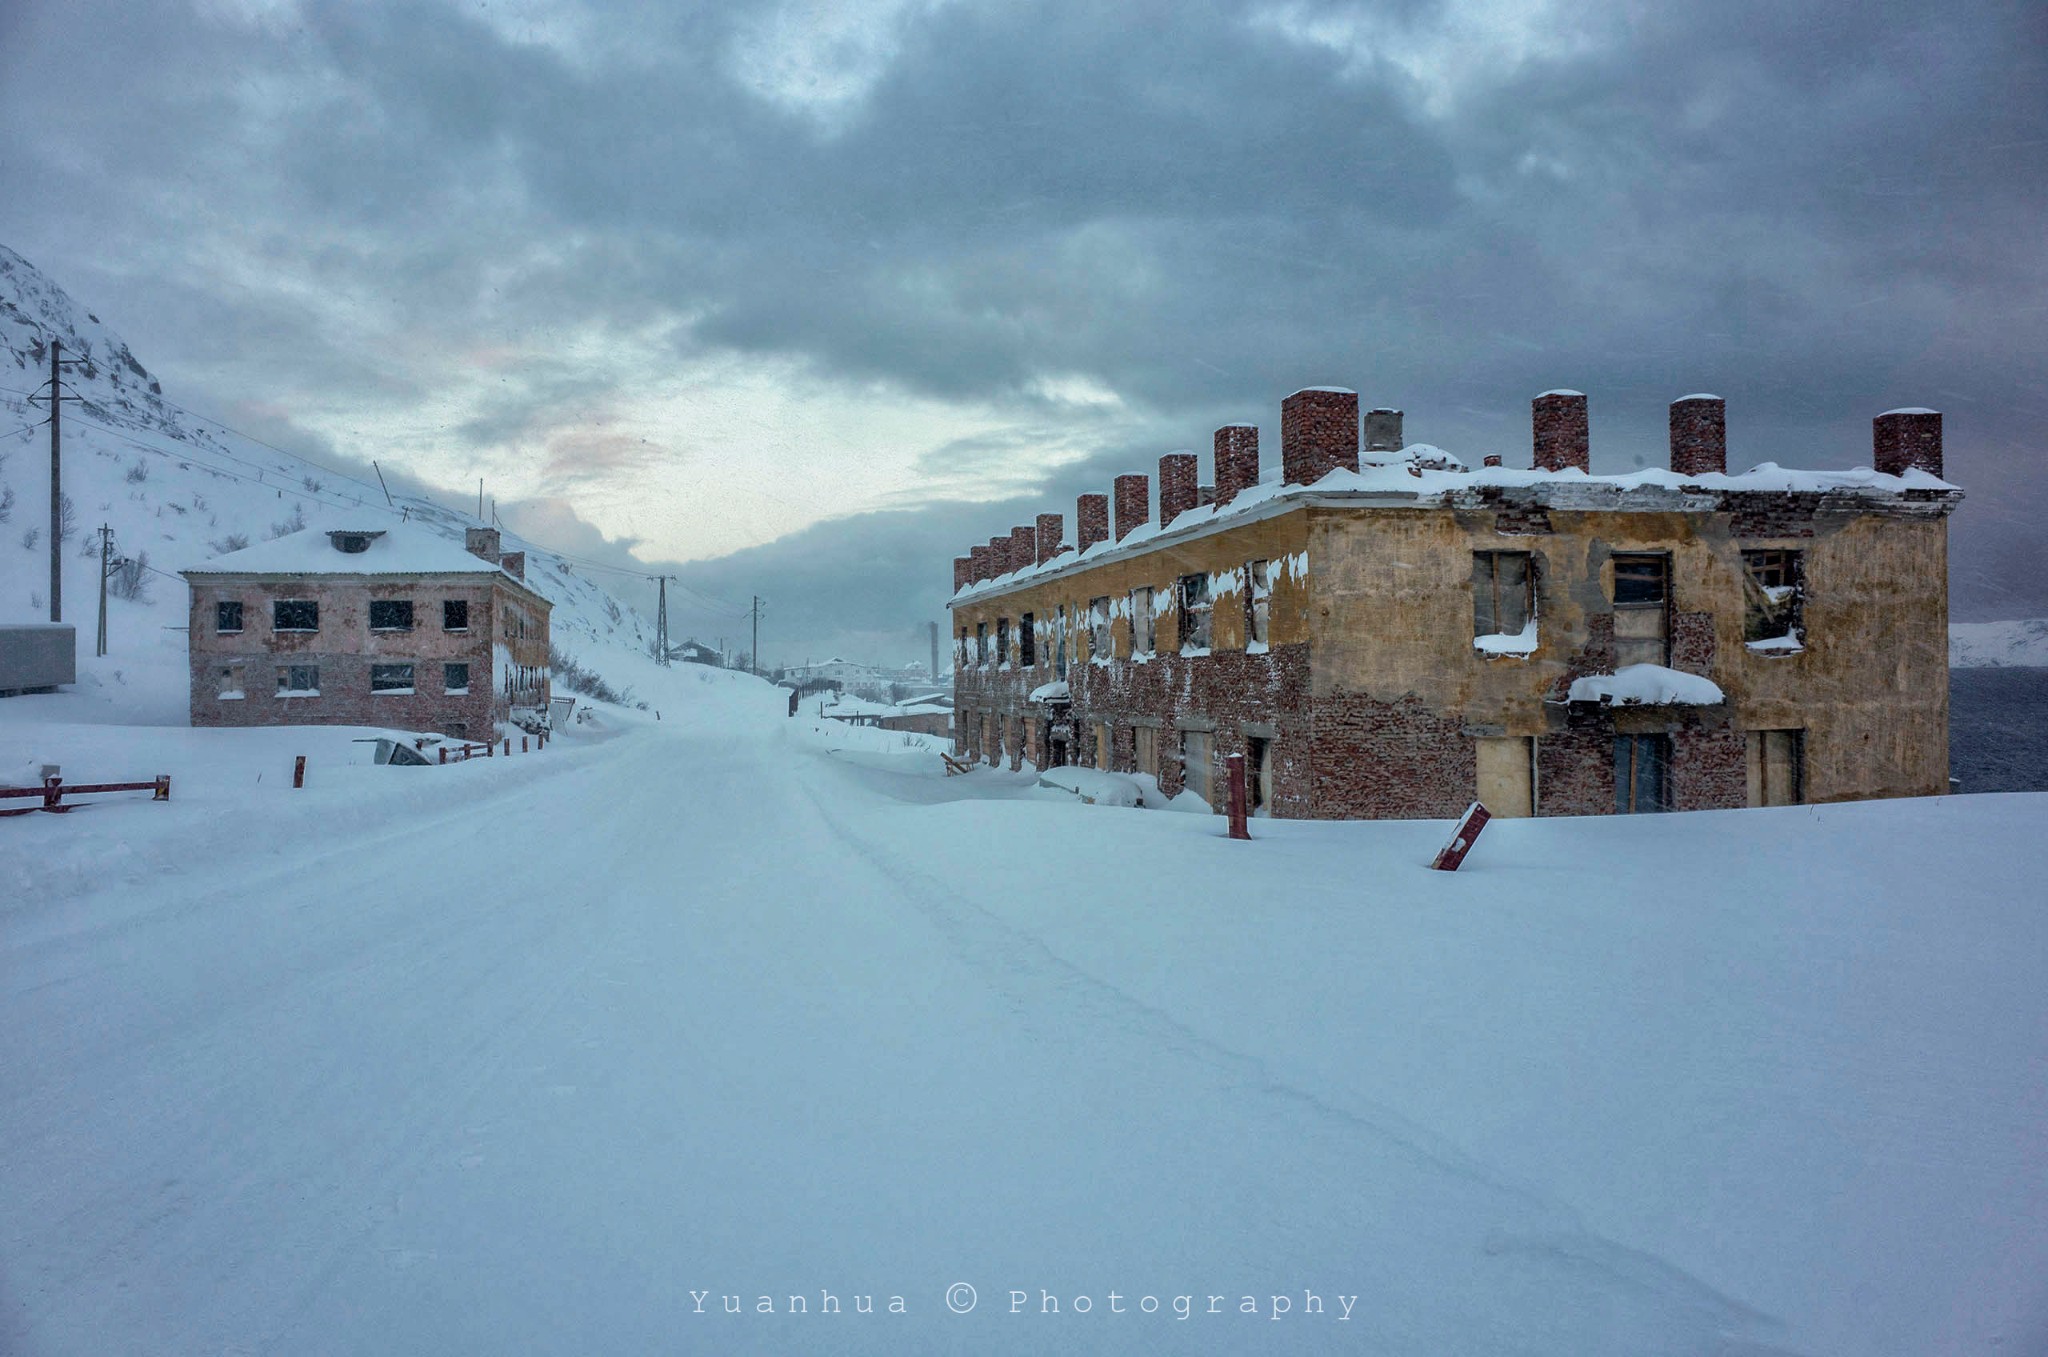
[[1950, 617, 2048, 668], [4, 667, 2045, 1356]]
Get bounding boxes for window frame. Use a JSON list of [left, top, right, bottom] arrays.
[[1742, 549, 1805, 644], [272, 599, 319, 633], [1244, 560, 1271, 648], [442, 598, 470, 633], [444, 661, 471, 695], [1614, 733, 1671, 813], [995, 617, 1011, 668], [1130, 587, 1155, 655], [1610, 553, 1670, 667], [1088, 596, 1112, 659], [215, 599, 244, 634], [1472, 551, 1534, 638], [1020, 612, 1037, 668], [1177, 573, 1213, 652], [369, 599, 415, 633], [275, 664, 319, 696], [370, 663, 417, 694]]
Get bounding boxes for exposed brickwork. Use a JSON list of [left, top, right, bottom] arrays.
[[1114, 474, 1150, 541], [1471, 486, 1554, 534], [1281, 388, 1359, 485], [988, 535, 1012, 577], [1536, 724, 1613, 816], [1034, 513, 1064, 565], [1671, 724, 1746, 811], [1670, 610, 1716, 677], [1309, 692, 1474, 819], [1009, 525, 1036, 573], [970, 544, 992, 581], [498, 551, 526, 581], [1363, 407, 1404, 452], [1077, 494, 1109, 552], [953, 557, 973, 591], [1483, 454, 1503, 468], [1669, 396, 1726, 477], [1532, 391, 1590, 472], [1159, 452, 1199, 527], [465, 527, 501, 561], [1723, 492, 1822, 538], [1874, 409, 1942, 478], [1214, 424, 1260, 505]]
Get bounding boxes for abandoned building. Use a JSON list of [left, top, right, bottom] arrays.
[[182, 525, 553, 739], [948, 389, 1958, 819]]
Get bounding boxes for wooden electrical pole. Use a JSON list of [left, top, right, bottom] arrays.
[[752, 596, 762, 676], [655, 576, 671, 663]]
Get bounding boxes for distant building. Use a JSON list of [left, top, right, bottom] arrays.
[[949, 388, 1958, 819], [182, 526, 552, 739], [669, 639, 723, 666], [0, 623, 75, 698]]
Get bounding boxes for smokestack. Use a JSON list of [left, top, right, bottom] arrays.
[[465, 527, 502, 562], [1077, 493, 1109, 553], [1113, 474, 1149, 541], [1669, 395, 1726, 477], [1363, 407, 1404, 453], [1008, 525, 1036, 572], [1159, 451, 1198, 527], [1532, 390, 1590, 473], [1034, 513, 1065, 565], [1214, 424, 1259, 505], [1873, 408, 1943, 478], [953, 557, 973, 591], [1281, 387, 1359, 485]]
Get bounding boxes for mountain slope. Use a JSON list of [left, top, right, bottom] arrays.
[[0, 245, 676, 722]]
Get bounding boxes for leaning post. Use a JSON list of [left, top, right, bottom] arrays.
[[1226, 753, 1251, 840], [1429, 801, 1493, 871]]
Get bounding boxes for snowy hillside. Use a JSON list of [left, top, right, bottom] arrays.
[[1950, 617, 2048, 667], [1, 245, 671, 724]]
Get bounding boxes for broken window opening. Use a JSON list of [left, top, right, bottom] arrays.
[[1131, 587, 1156, 654], [1245, 560, 1272, 648], [1089, 596, 1112, 660], [1610, 554, 1669, 667], [1614, 733, 1670, 813], [1742, 550, 1805, 645], [443, 599, 470, 632], [1472, 551, 1533, 638], [369, 599, 414, 632], [1020, 612, 1037, 668], [1178, 573, 1213, 651], [216, 600, 243, 634], [272, 599, 319, 632], [371, 663, 416, 694]]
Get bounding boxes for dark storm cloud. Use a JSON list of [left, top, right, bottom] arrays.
[[2, 0, 2042, 657]]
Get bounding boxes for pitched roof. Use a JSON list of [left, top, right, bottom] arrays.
[[183, 524, 509, 578]]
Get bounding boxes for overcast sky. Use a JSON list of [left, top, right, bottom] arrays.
[[2, 0, 2042, 664]]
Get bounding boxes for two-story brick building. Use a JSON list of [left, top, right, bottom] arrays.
[[182, 525, 551, 739], [948, 388, 1959, 819]]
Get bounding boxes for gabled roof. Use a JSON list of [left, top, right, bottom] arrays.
[[184, 524, 511, 578]]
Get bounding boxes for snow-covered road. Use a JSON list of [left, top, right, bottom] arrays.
[[4, 686, 2045, 1355]]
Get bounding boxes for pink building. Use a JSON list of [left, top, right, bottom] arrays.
[[181, 525, 551, 739]]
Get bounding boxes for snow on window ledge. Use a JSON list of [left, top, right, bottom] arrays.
[[1745, 630, 1805, 656], [1246, 639, 1270, 655], [1475, 621, 1539, 658], [373, 687, 417, 696], [1180, 645, 1212, 658], [217, 691, 244, 701], [277, 689, 321, 698], [1566, 664, 1725, 707], [446, 687, 470, 696]]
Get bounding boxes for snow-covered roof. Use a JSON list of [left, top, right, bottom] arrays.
[[952, 450, 1961, 605], [184, 524, 511, 578], [1566, 665, 1726, 707]]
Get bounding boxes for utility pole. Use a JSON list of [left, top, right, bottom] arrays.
[[96, 524, 113, 656], [655, 576, 671, 663], [373, 460, 394, 506], [751, 596, 763, 676], [478, 479, 484, 520], [929, 620, 939, 686], [48, 341, 62, 621]]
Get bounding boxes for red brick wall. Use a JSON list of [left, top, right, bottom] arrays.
[[953, 557, 972, 591], [1536, 723, 1614, 817], [1281, 388, 1359, 485], [1672, 725, 1747, 811], [1009, 525, 1037, 572], [1309, 691, 1475, 819], [971, 545, 993, 581], [988, 535, 1013, 577]]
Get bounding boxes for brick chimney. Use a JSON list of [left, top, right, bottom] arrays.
[[953, 557, 973, 591], [1159, 451, 1199, 527], [465, 527, 502, 562], [1113, 474, 1149, 541], [498, 551, 526, 582], [988, 535, 1012, 577], [1668, 395, 1726, 477], [1077, 493, 1109, 553], [1874, 408, 1943, 478], [1532, 390, 1590, 473], [1363, 407, 1404, 452], [1281, 387, 1359, 485], [1034, 513, 1065, 565], [1483, 454, 1503, 468], [970, 545, 992, 582], [1214, 424, 1259, 505], [1009, 525, 1036, 571]]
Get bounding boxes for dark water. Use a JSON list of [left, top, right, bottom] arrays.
[[1950, 667, 2048, 794]]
